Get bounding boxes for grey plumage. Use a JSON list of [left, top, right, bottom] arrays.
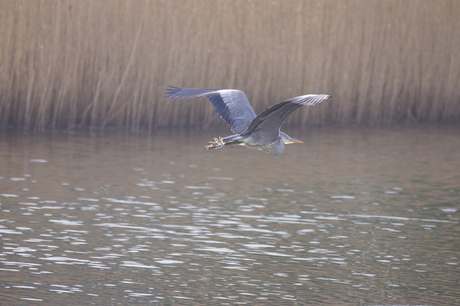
[[165, 86, 256, 134], [165, 86, 331, 155]]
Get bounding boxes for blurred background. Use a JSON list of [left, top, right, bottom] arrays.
[[1, 2, 460, 304], [1, 0, 459, 131]]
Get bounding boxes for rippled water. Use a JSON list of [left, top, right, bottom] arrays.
[[1, 125, 459, 305]]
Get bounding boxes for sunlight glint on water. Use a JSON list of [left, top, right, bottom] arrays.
[[0, 126, 459, 305]]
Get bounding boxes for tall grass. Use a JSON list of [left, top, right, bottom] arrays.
[[0, 0, 459, 130]]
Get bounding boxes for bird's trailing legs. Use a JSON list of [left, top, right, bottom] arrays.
[[205, 134, 243, 150], [206, 137, 225, 150]]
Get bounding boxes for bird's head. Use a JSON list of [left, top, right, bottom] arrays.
[[280, 132, 303, 145]]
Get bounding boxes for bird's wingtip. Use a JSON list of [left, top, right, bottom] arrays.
[[164, 85, 180, 97]]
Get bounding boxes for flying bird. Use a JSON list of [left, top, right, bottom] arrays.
[[165, 86, 331, 155]]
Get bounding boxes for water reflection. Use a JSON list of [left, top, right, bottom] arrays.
[[0, 126, 459, 305]]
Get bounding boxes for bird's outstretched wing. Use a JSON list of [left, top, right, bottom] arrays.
[[165, 86, 257, 134], [241, 94, 331, 141]]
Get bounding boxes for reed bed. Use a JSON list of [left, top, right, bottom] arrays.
[[0, 0, 459, 130]]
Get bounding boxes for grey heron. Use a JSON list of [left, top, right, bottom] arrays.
[[166, 86, 331, 155]]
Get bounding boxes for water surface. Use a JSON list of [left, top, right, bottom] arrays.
[[1, 125, 459, 305]]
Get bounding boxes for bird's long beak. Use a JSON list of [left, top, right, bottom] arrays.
[[286, 137, 303, 144]]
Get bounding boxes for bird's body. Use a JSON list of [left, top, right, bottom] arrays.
[[215, 131, 288, 155], [166, 86, 331, 155]]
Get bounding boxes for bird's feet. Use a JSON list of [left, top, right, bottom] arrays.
[[205, 137, 225, 150]]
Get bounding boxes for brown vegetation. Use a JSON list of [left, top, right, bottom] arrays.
[[0, 0, 459, 130]]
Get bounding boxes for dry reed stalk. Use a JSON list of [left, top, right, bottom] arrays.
[[0, 0, 459, 131]]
